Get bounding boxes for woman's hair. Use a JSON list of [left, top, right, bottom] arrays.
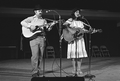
[[71, 8, 82, 20]]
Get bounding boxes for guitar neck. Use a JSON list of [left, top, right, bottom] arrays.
[[90, 28, 102, 33], [37, 21, 56, 28]]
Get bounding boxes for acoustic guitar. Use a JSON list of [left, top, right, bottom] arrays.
[[22, 21, 58, 39], [63, 27, 102, 43]]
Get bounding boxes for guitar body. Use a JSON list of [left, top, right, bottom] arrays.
[[22, 21, 58, 38], [63, 28, 74, 43], [22, 26, 43, 38], [63, 27, 84, 43]]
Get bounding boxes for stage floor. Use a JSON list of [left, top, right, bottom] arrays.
[[0, 57, 120, 81]]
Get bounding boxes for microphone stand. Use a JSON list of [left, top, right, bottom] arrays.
[[83, 18, 95, 80], [58, 15, 62, 77], [84, 32, 95, 80], [49, 10, 62, 77], [42, 27, 47, 77]]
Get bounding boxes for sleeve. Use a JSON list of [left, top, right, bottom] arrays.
[[20, 17, 33, 28], [43, 19, 48, 28], [63, 18, 73, 25]]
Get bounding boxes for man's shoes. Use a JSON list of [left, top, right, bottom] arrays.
[[32, 72, 40, 77]]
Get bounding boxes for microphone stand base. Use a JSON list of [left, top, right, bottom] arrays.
[[42, 76, 46, 77], [84, 74, 95, 79], [66, 74, 79, 77]]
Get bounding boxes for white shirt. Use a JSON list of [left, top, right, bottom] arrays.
[[21, 15, 47, 29], [66, 18, 84, 28]]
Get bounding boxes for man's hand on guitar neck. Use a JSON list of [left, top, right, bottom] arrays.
[[48, 21, 58, 31], [50, 21, 58, 26]]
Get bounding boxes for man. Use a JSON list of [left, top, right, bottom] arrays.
[[20, 5, 57, 77]]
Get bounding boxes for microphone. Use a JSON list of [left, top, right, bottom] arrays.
[[46, 10, 52, 13], [81, 16, 84, 19]]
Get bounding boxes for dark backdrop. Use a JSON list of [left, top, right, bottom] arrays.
[[0, 16, 120, 60]]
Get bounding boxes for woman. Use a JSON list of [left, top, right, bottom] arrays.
[[63, 9, 90, 75]]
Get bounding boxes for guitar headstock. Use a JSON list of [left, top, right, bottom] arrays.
[[96, 29, 102, 33], [92, 29, 102, 34]]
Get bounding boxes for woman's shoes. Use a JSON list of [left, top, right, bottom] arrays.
[[72, 70, 83, 75], [72, 70, 76, 74], [32, 71, 40, 77], [77, 70, 83, 75], [32, 72, 39, 77]]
